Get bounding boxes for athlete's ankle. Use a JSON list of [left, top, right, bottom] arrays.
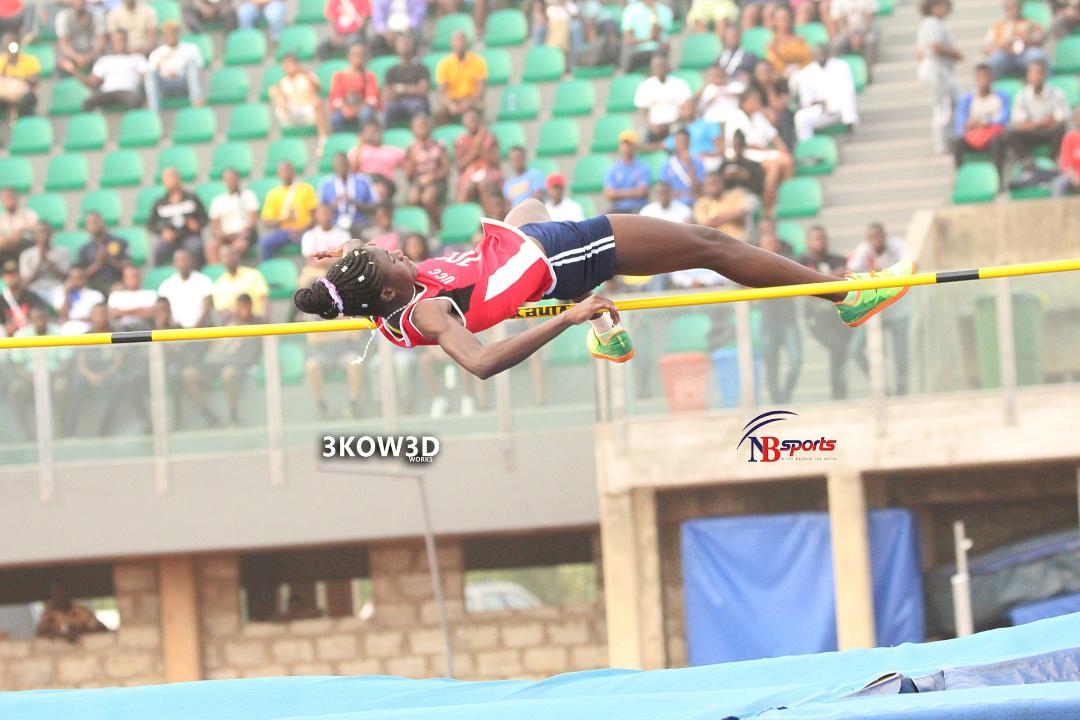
[[589, 313, 615, 336]]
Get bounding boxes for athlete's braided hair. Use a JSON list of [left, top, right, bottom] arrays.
[[293, 247, 387, 319]]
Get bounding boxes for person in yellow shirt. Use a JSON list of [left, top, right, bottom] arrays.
[[434, 30, 487, 124], [212, 244, 270, 319], [0, 41, 41, 119], [693, 171, 750, 240], [259, 160, 318, 260]]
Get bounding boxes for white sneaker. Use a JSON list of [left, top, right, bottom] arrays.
[[460, 396, 476, 417], [430, 396, 449, 418]]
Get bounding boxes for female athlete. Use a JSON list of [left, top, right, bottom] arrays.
[[293, 200, 913, 379]]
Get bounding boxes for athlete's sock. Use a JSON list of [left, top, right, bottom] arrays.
[[589, 313, 616, 337], [834, 290, 859, 305]]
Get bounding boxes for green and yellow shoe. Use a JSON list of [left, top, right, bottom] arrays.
[[587, 326, 636, 364], [836, 259, 917, 328]]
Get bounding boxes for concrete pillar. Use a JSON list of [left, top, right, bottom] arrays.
[[599, 487, 666, 669], [826, 470, 877, 650], [159, 556, 203, 683]]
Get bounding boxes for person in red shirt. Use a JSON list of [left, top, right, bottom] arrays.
[[1051, 106, 1080, 197], [329, 43, 379, 133], [318, 0, 370, 59]]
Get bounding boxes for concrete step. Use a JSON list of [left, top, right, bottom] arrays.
[[839, 137, 939, 164], [828, 155, 952, 184]]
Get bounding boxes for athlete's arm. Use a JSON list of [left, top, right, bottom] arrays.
[[412, 295, 620, 380]]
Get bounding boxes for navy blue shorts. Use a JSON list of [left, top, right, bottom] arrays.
[[519, 215, 616, 300]]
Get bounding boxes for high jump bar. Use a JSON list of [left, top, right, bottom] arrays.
[[1, 257, 1077, 350]]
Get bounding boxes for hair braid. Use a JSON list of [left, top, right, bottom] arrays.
[[293, 247, 388, 319]]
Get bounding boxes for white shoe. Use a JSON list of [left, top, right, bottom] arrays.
[[460, 396, 476, 417], [430, 396, 449, 418]]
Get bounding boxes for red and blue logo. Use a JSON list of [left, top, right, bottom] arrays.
[[738, 411, 838, 463]]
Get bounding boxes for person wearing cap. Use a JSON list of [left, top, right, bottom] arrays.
[[543, 173, 584, 222], [604, 129, 651, 214], [145, 20, 204, 111], [0, 38, 40, 118], [0, 257, 47, 336], [502, 146, 546, 210], [78, 30, 147, 111], [106, 0, 158, 55]]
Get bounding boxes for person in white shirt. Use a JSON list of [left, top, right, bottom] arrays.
[[792, 44, 859, 142], [831, 0, 879, 63], [145, 20, 204, 111], [19, 222, 71, 303], [299, 204, 352, 288], [633, 54, 692, 143], [207, 168, 259, 263], [157, 248, 213, 328], [725, 87, 794, 213], [695, 64, 745, 126], [848, 222, 910, 395], [640, 181, 693, 223], [107, 265, 158, 331], [847, 221, 909, 272], [543, 174, 585, 222], [51, 265, 105, 335], [79, 30, 147, 110], [106, 0, 158, 55]]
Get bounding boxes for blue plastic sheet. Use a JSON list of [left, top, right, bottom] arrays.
[[1010, 592, 1080, 626], [682, 509, 924, 665]]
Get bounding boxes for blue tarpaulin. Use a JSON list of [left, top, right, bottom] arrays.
[[682, 509, 925, 665], [1010, 592, 1080, 626]]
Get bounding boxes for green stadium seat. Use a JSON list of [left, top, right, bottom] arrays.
[[227, 103, 271, 140], [150, 0, 181, 23], [210, 142, 254, 179], [157, 145, 199, 182], [201, 263, 226, 281], [480, 49, 511, 85], [258, 258, 299, 299], [433, 13, 475, 51], [553, 79, 595, 117], [172, 106, 217, 144], [795, 22, 829, 48], [182, 33, 214, 65], [572, 63, 615, 79], [485, 8, 527, 47], [52, 230, 88, 257], [439, 202, 482, 245], [795, 135, 838, 176], [259, 342, 306, 385], [571, 154, 610, 194], [27, 193, 68, 229], [64, 112, 107, 151], [101, 149, 144, 188], [529, 158, 558, 177], [316, 59, 349, 97], [607, 73, 645, 113], [639, 150, 666, 179], [432, 124, 464, 161], [249, 177, 279, 208], [1009, 157, 1057, 200], [776, 177, 823, 218], [368, 55, 398, 85], [24, 43, 54, 78], [575, 196, 596, 217], [393, 206, 430, 235], [224, 28, 268, 66], [422, 52, 442, 79], [79, 190, 122, 227], [679, 33, 721, 70], [537, 118, 581, 157], [143, 265, 174, 289], [672, 68, 703, 93], [208, 67, 250, 105], [1049, 75, 1080, 107], [840, 54, 868, 93], [133, 185, 164, 224], [777, 221, 807, 256], [497, 83, 541, 121], [667, 313, 711, 353], [318, 133, 356, 172], [1022, 1, 1052, 27], [194, 181, 226, 209], [113, 227, 149, 266], [591, 114, 634, 153], [546, 322, 591, 365], [48, 77, 91, 115], [952, 162, 999, 204], [8, 116, 52, 154], [490, 121, 525, 158], [876, 0, 894, 14], [118, 109, 163, 148], [1053, 36, 1080, 73], [296, 0, 325, 23], [260, 64, 285, 101], [0, 157, 33, 192], [44, 153, 89, 192], [740, 27, 772, 57], [522, 46, 565, 82], [263, 138, 309, 176]]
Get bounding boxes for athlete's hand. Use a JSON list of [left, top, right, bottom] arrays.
[[564, 294, 621, 325]]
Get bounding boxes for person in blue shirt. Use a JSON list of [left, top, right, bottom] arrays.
[[953, 63, 1011, 181], [316, 152, 380, 235], [604, 129, 652, 213], [502, 146, 546, 209], [659, 128, 706, 204]]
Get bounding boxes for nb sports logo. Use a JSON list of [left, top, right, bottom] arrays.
[[737, 411, 838, 463]]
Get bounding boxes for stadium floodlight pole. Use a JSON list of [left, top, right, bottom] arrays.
[[951, 521, 975, 638]]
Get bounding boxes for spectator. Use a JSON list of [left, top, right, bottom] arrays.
[[766, 6, 812, 75], [686, 0, 737, 33], [985, 0, 1047, 78], [792, 43, 859, 142], [741, 0, 777, 30], [641, 180, 692, 223], [77, 211, 130, 293], [793, 0, 830, 27], [1050, 0, 1080, 38], [0, 0, 33, 45], [79, 30, 147, 111], [831, 0, 879, 64], [1, 257, 46, 335], [107, 265, 158, 330], [182, 0, 237, 34], [719, 129, 766, 200], [299, 203, 350, 287], [259, 160, 318, 260], [953, 63, 1010, 181], [35, 585, 107, 643], [52, 264, 105, 334], [693, 171, 750, 240], [6, 306, 70, 440], [604, 129, 651, 213], [349, 120, 406, 181], [502, 146, 546, 209], [434, 30, 486, 124], [360, 203, 401, 250], [1007, 59, 1069, 166], [182, 292, 262, 426], [696, 64, 744, 132], [620, 0, 672, 72], [329, 43, 379, 133], [157, 248, 212, 328], [212, 244, 268, 319], [404, 113, 449, 230], [145, 20, 204, 111], [236, 0, 285, 43], [318, 152, 379, 235], [383, 34, 429, 127], [718, 25, 757, 80], [797, 225, 853, 400], [634, 54, 691, 144], [149, 167, 207, 266], [207, 167, 258, 263], [725, 87, 793, 213], [917, 0, 962, 155], [20, 221, 71, 301], [454, 108, 504, 218], [659, 128, 705, 205], [544, 173, 585, 221], [0, 186, 37, 264], [270, 53, 329, 154], [71, 302, 152, 434], [56, 0, 106, 77], [766, 77, 799, 150], [304, 325, 365, 418], [106, 0, 157, 56], [318, 0, 369, 60], [0, 40, 41, 118], [576, 0, 619, 67], [370, 0, 424, 54], [758, 221, 802, 404], [1051, 106, 1080, 197]]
